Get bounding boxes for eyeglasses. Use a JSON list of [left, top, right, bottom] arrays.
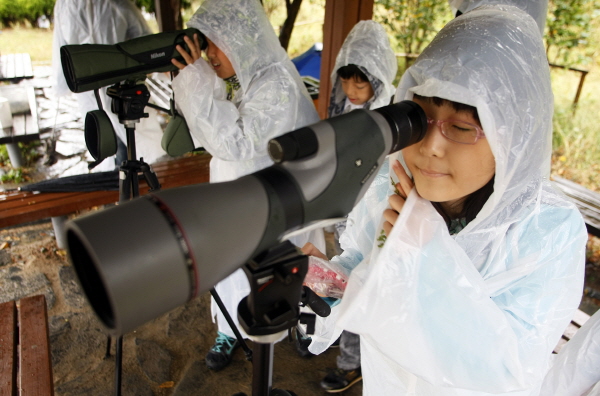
[[427, 118, 486, 145]]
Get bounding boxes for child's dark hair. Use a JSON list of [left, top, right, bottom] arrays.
[[413, 94, 492, 226], [337, 64, 369, 83], [413, 94, 481, 124]]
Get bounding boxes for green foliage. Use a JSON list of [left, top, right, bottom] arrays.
[[546, 0, 600, 66], [0, 0, 55, 28], [134, 0, 193, 14], [0, 167, 25, 183], [0, 141, 41, 183], [374, 0, 452, 69]]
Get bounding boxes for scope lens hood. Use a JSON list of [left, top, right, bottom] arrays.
[[85, 110, 117, 161]]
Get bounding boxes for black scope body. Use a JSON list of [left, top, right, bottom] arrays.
[[65, 100, 427, 336], [60, 28, 205, 93]]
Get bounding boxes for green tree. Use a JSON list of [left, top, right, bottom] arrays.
[[545, 0, 600, 66], [374, 0, 451, 67]]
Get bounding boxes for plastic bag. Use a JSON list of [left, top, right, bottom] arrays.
[[304, 256, 349, 299]]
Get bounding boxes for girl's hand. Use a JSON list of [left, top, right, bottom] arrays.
[[301, 242, 328, 260], [382, 160, 414, 236], [171, 34, 203, 70]]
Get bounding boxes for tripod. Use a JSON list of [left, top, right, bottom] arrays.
[[95, 80, 161, 396], [99, 80, 253, 395], [235, 241, 331, 396]]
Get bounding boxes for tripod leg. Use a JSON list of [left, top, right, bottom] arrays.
[[210, 288, 253, 361], [105, 336, 112, 358], [118, 169, 132, 202], [115, 336, 123, 396], [252, 342, 273, 396]]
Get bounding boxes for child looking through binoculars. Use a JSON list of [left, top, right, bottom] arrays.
[[170, 0, 325, 371]]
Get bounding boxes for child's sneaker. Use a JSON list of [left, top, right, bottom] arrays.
[[320, 367, 362, 393], [205, 331, 239, 370], [294, 327, 314, 358]]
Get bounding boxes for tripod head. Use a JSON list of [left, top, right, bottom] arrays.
[[238, 241, 331, 343], [107, 80, 151, 127]]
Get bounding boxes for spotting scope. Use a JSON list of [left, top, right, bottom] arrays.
[[65, 101, 427, 335], [60, 28, 205, 93]]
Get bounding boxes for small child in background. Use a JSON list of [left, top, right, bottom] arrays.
[[297, 20, 397, 394], [328, 20, 397, 118], [325, 20, 397, 257]]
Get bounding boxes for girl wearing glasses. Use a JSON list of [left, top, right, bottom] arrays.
[[303, 5, 587, 395]]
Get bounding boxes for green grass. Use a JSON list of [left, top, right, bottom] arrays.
[[551, 66, 600, 190], [0, 25, 54, 64]]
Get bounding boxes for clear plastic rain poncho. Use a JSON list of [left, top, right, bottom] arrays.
[[52, 0, 166, 166], [172, 0, 324, 340], [328, 20, 398, 117], [448, 0, 548, 34], [309, 5, 587, 395], [540, 309, 600, 395], [172, 0, 320, 183]]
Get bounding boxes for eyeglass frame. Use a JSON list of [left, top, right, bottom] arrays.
[[426, 117, 486, 145]]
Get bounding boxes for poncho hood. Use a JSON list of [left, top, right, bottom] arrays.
[[396, 4, 553, 273], [329, 20, 397, 115], [187, 0, 291, 94], [449, 0, 548, 34]]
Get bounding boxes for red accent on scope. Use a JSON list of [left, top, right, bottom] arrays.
[[136, 90, 143, 95], [291, 267, 299, 274]]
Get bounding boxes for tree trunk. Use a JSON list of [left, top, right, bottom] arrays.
[[279, 0, 303, 51]]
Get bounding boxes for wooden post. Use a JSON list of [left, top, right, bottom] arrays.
[[317, 0, 374, 119], [572, 70, 588, 113], [154, 0, 182, 32], [548, 63, 589, 114]]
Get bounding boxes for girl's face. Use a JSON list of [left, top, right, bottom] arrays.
[[205, 38, 235, 79], [340, 77, 374, 105], [402, 96, 495, 216]]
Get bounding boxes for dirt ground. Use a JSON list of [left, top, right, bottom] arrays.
[[0, 220, 362, 396]]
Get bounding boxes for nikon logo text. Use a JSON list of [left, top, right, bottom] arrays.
[[151, 52, 166, 59]]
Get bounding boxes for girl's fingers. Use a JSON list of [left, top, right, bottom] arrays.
[[388, 194, 405, 213], [392, 160, 414, 198], [175, 44, 194, 66], [171, 57, 186, 70], [301, 242, 328, 260], [382, 221, 393, 236], [383, 208, 399, 229], [184, 35, 200, 61], [193, 33, 202, 55], [383, 187, 406, 236]]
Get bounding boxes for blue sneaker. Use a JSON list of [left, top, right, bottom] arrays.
[[205, 331, 239, 370], [294, 327, 314, 358]]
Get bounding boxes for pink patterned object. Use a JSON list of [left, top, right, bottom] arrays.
[[303, 257, 348, 298]]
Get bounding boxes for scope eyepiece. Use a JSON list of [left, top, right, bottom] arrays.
[[268, 127, 319, 163], [374, 100, 427, 153]]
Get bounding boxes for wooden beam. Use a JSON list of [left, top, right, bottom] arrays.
[[154, 0, 182, 32], [18, 295, 54, 395], [317, 0, 374, 119], [0, 301, 17, 396]]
